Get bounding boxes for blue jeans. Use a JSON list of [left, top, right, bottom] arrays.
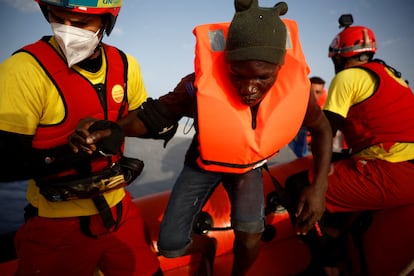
[[0, 180, 28, 234], [288, 126, 309, 157], [157, 164, 265, 257]]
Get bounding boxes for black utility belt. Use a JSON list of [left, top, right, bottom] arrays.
[[36, 157, 144, 202]]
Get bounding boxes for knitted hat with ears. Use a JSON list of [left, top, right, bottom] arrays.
[[225, 0, 288, 65]]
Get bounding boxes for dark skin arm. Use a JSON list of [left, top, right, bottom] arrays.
[[119, 110, 149, 137], [294, 91, 332, 235], [67, 111, 148, 154], [68, 73, 194, 154]]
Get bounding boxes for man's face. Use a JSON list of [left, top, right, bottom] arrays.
[[48, 6, 103, 33], [310, 83, 325, 101], [227, 60, 280, 106]]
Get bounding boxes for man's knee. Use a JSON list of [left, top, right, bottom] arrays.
[[157, 227, 192, 258], [157, 239, 191, 258]]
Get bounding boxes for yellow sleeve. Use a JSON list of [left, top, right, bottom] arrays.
[[0, 52, 65, 135], [324, 68, 376, 118], [125, 54, 148, 110]]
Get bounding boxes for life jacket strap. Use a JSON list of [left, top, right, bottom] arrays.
[[37, 157, 143, 202], [79, 198, 123, 238]]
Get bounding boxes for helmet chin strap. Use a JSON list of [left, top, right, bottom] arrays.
[[332, 56, 347, 74]]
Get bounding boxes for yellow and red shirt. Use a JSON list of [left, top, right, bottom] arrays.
[[0, 37, 147, 217], [324, 62, 414, 162]]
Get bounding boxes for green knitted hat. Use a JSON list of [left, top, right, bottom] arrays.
[[225, 0, 288, 65]]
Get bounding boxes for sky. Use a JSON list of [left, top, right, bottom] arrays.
[[1, 0, 413, 98]]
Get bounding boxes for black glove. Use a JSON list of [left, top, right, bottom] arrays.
[[137, 98, 179, 147], [118, 156, 144, 184]]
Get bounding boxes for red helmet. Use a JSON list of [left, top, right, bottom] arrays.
[[35, 0, 122, 35], [328, 25, 377, 58]]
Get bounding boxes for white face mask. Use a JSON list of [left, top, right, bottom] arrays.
[[51, 22, 101, 68]]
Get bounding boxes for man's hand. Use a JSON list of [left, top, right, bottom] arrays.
[[68, 117, 110, 154], [294, 180, 327, 235]]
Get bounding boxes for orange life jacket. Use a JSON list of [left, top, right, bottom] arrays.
[[193, 19, 310, 173]]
